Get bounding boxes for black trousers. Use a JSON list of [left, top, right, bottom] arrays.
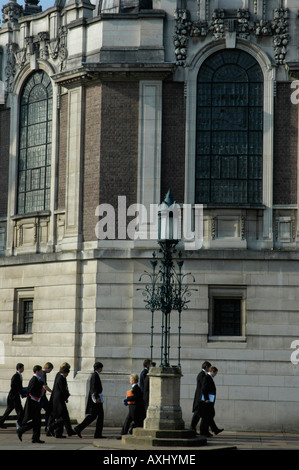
[[49, 408, 73, 437], [190, 409, 201, 430], [39, 395, 51, 428], [76, 404, 104, 437], [0, 396, 24, 425], [121, 405, 144, 435], [20, 400, 41, 441], [200, 403, 219, 435]]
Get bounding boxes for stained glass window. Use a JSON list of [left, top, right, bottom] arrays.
[[195, 50, 263, 204], [17, 71, 52, 214]]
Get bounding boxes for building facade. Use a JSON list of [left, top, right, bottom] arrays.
[[1, 0, 299, 431]]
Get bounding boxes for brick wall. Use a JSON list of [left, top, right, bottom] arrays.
[[99, 80, 139, 240], [0, 107, 10, 217], [83, 80, 139, 242], [273, 82, 298, 205], [83, 84, 101, 242], [161, 82, 185, 204]]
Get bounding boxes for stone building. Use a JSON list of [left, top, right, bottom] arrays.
[[1, 0, 299, 431]]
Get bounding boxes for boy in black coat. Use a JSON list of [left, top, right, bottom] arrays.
[[190, 360, 211, 433], [200, 366, 224, 437], [74, 362, 105, 438], [17, 365, 45, 443], [120, 374, 146, 436], [0, 363, 26, 429], [48, 362, 78, 438]]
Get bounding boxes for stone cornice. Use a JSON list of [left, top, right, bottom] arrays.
[[52, 62, 175, 86]]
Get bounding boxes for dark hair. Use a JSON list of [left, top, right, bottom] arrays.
[[202, 361, 211, 370], [143, 359, 151, 368], [16, 363, 24, 370], [33, 365, 42, 373], [94, 362, 103, 370]]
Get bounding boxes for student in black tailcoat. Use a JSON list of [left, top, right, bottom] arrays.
[[0, 363, 26, 429], [40, 362, 53, 432], [200, 366, 224, 437], [74, 362, 106, 438], [48, 362, 79, 438], [139, 358, 151, 394], [17, 365, 45, 443], [190, 361, 211, 433], [120, 374, 146, 436]]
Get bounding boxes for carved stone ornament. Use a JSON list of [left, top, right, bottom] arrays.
[[4, 27, 68, 92], [2, 0, 23, 25], [5, 43, 18, 93], [174, 7, 289, 67], [173, 9, 193, 66]]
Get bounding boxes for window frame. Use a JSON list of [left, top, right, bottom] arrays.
[[195, 49, 263, 205], [208, 286, 246, 342], [17, 70, 53, 216], [184, 43, 275, 245], [13, 288, 34, 338]]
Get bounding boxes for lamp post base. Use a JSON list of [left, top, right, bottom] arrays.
[[143, 366, 184, 430], [121, 428, 207, 447]]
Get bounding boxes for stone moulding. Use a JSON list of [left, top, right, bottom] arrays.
[[174, 7, 289, 66]]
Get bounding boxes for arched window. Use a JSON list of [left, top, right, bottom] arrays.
[[17, 71, 52, 214], [195, 49, 263, 204]]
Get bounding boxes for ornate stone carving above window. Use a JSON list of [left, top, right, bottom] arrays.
[[5, 27, 68, 92], [174, 7, 289, 66]]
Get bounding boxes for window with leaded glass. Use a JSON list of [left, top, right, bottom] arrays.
[[17, 71, 52, 214], [213, 298, 241, 336], [195, 49, 263, 204], [22, 300, 34, 334]]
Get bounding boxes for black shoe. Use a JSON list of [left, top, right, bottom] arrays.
[[0, 424, 7, 429], [74, 427, 82, 438], [214, 428, 224, 435], [200, 432, 213, 437], [32, 439, 45, 443], [17, 429, 23, 442], [94, 435, 106, 439], [55, 435, 67, 438]]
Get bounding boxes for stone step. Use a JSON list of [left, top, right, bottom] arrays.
[[122, 435, 207, 447], [122, 428, 208, 447]]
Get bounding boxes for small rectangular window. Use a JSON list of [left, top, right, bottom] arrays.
[[13, 289, 34, 337], [213, 298, 241, 336], [208, 287, 246, 341], [22, 300, 33, 334]]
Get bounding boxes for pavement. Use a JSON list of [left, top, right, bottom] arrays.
[[1, 426, 299, 452]]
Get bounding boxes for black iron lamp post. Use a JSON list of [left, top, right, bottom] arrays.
[[122, 192, 206, 443], [138, 190, 197, 367]]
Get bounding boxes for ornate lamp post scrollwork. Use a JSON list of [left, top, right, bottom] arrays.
[[138, 190, 197, 367]]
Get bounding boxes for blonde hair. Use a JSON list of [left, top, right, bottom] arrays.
[[60, 362, 71, 374], [130, 373, 138, 384]]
